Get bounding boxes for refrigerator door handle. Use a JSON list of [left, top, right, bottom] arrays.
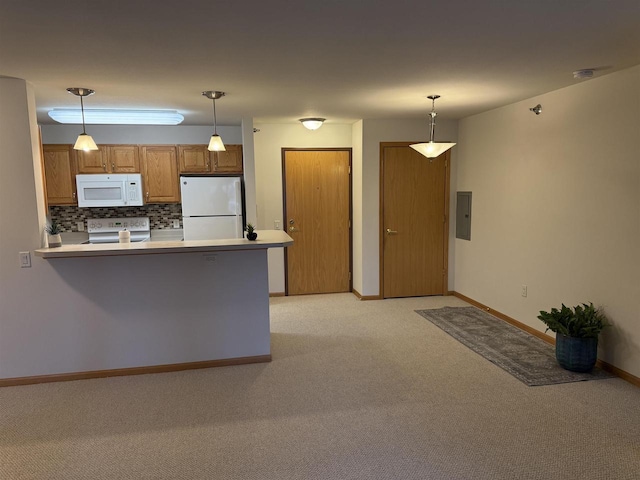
[[234, 179, 244, 238]]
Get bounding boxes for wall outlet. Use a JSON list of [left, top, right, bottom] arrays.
[[172, 219, 180, 229], [77, 221, 85, 232], [274, 220, 281, 230], [521, 285, 528, 297]]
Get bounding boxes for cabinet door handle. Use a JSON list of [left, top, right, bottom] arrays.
[[102, 163, 107, 171], [111, 163, 115, 170], [73, 192, 76, 200], [146, 192, 149, 201]]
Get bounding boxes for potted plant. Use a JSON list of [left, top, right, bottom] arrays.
[[45, 218, 63, 247], [537, 302, 608, 372], [245, 223, 258, 241]]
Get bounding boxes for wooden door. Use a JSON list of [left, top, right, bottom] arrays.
[[76, 147, 108, 173], [178, 145, 211, 173], [42, 145, 77, 205], [284, 149, 351, 295], [108, 145, 140, 173], [140, 146, 180, 203], [381, 144, 449, 298], [212, 145, 243, 173]]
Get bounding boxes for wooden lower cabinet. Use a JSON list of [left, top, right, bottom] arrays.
[[140, 146, 180, 203], [42, 144, 77, 205]]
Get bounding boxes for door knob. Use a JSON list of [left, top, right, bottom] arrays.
[[289, 226, 299, 232], [386, 228, 398, 235]]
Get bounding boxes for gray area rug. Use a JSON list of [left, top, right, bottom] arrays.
[[415, 306, 614, 386]]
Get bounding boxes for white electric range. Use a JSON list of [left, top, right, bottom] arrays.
[[87, 217, 151, 244]]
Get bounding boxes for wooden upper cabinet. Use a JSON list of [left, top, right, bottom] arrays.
[[178, 145, 210, 173], [140, 146, 180, 203], [42, 145, 77, 205], [76, 147, 108, 174], [108, 145, 140, 173], [212, 144, 243, 173], [77, 145, 140, 173]]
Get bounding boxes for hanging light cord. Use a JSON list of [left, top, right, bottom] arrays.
[[212, 98, 218, 135], [428, 97, 437, 143], [80, 95, 87, 134]]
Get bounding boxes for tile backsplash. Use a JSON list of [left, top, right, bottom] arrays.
[[49, 204, 182, 232]]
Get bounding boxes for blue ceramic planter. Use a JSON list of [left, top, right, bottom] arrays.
[[555, 334, 598, 372]]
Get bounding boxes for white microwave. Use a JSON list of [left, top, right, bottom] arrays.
[[76, 174, 144, 207]]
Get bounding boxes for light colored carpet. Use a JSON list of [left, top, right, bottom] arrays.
[[1, 293, 638, 479]]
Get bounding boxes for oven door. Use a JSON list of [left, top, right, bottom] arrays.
[[77, 179, 128, 207]]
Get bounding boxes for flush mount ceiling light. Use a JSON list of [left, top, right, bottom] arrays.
[[67, 87, 98, 151], [202, 90, 226, 151], [410, 95, 456, 160], [299, 118, 325, 130], [48, 109, 184, 125]]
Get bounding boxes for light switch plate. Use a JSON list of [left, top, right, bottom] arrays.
[[19, 251, 31, 268], [172, 219, 180, 228]]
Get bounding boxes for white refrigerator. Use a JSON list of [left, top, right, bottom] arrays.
[[180, 176, 244, 240]]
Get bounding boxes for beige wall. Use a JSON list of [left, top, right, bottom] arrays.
[[253, 123, 353, 293], [454, 65, 640, 377]]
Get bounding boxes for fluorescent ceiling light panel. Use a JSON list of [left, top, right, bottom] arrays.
[[48, 109, 185, 125]]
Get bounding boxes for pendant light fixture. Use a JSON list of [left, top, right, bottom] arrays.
[[410, 95, 456, 159], [67, 87, 98, 151], [202, 91, 226, 151]]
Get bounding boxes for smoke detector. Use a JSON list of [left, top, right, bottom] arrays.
[[573, 69, 594, 80]]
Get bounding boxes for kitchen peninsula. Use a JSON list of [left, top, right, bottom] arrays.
[[5, 231, 294, 386]]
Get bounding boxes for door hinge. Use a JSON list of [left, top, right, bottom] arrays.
[[443, 269, 446, 276], [349, 271, 352, 280], [348, 219, 351, 228], [348, 166, 351, 174], [445, 159, 448, 168]]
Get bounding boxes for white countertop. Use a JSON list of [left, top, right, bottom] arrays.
[[35, 230, 293, 259]]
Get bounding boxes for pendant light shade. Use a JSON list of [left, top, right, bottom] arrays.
[[203, 91, 226, 152], [67, 87, 98, 151], [208, 134, 225, 151], [74, 133, 98, 151], [410, 95, 456, 159]]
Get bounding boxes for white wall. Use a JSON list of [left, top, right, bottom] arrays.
[[360, 118, 458, 296], [253, 123, 353, 293], [455, 65, 640, 377], [351, 121, 364, 294], [41, 124, 243, 145]]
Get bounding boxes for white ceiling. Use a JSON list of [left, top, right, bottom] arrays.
[[1, 0, 638, 126]]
